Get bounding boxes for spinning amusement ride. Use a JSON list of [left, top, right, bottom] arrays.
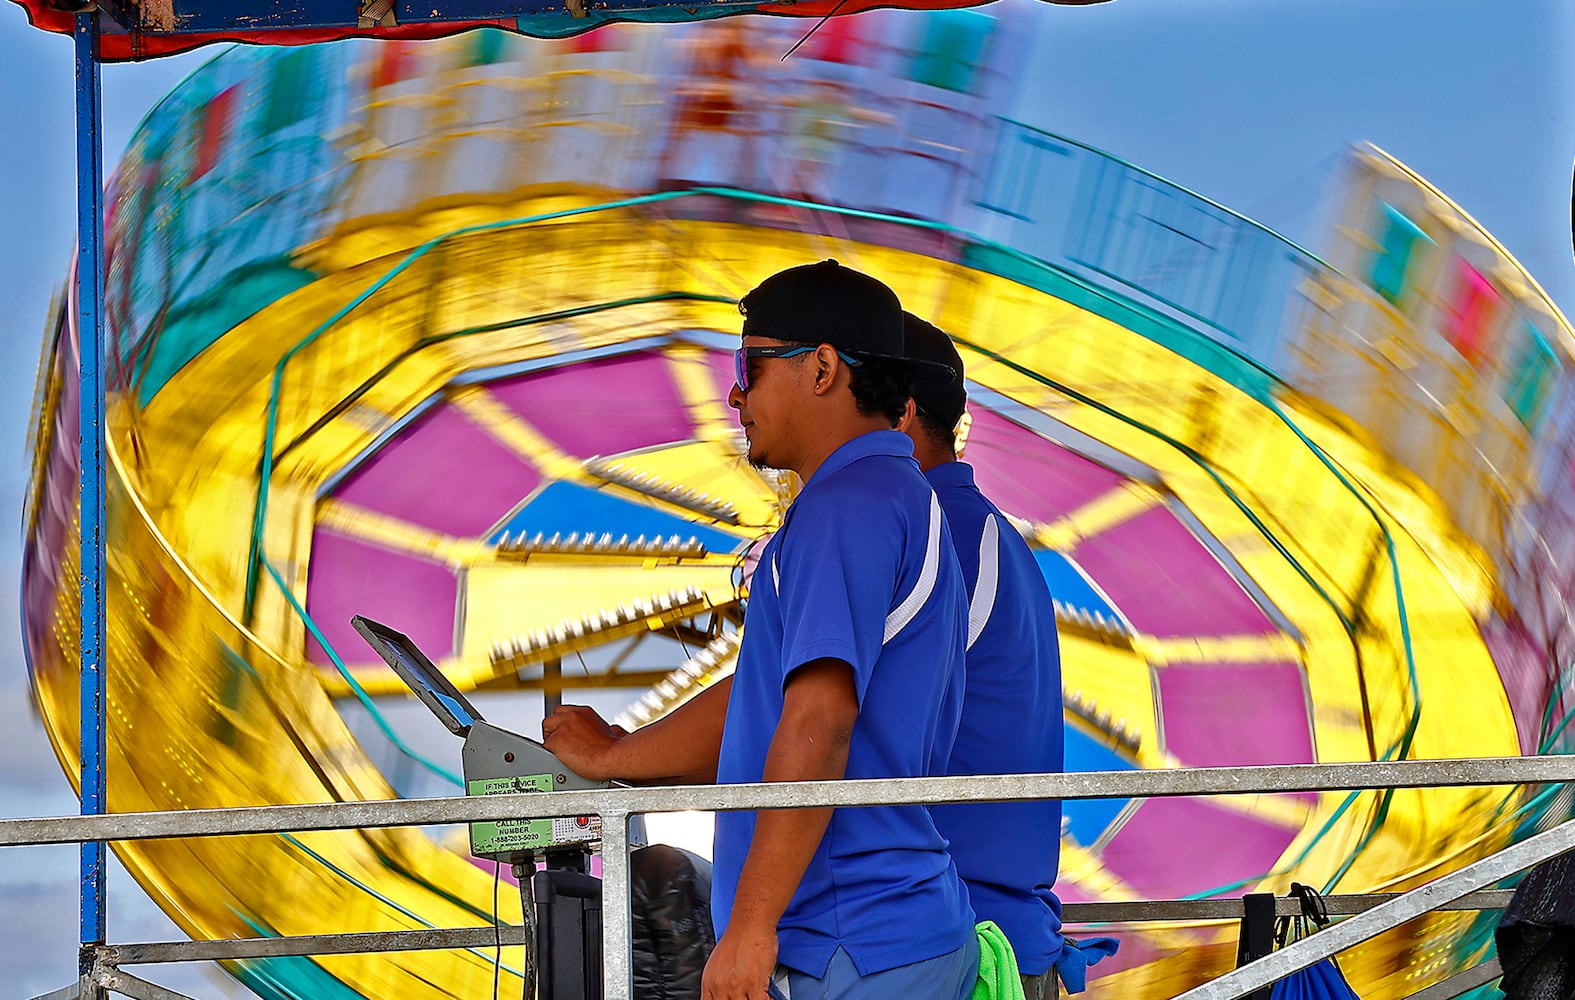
[[13, 3, 1575, 997]]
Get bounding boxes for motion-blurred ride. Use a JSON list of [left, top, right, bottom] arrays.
[[21, 8, 1575, 996]]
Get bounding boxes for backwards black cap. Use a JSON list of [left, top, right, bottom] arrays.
[[903, 312, 967, 428], [739, 260, 955, 383]]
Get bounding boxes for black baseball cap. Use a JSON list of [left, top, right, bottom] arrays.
[[738, 260, 956, 383], [903, 312, 967, 427]]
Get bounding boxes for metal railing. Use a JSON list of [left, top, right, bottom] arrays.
[[8, 753, 1575, 1000]]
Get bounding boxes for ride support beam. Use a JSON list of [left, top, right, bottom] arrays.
[[73, 8, 110, 989]]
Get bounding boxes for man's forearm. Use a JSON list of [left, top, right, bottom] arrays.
[[606, 675, 732, 782]]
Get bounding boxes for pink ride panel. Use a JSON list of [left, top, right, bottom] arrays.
[[489, 354, 692, 458], [305, 529, 460, 665], [333, 401, 541, 538], [1073, 506, 1275, 637]]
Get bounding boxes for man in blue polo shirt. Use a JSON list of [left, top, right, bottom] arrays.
[[897, 314, 1067, 1000], [543, 261, 978, 1000]]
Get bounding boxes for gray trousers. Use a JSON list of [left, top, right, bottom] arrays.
[[1022, 970, 1058, 1000]]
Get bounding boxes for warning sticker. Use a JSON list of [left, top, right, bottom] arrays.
[[467, 775, 600, 856]]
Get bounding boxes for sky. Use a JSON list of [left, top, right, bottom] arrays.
[[0, 16, 235, 999], [0, 0, 1570, 995]]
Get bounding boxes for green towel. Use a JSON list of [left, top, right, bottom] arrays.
[[972, 920, 1026, 1000]]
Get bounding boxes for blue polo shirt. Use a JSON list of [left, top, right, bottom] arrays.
[[713, 430, 975, 978], [925, 461, 1066, 976]]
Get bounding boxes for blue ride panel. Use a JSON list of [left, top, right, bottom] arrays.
[[490, 481, 743, 553], [1062, 725, 1133, 847], [1034, 550, 1120, 622]]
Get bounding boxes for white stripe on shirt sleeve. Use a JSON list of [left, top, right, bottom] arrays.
[[966, 513, 1000, 651], [883, 491, 943, 645]]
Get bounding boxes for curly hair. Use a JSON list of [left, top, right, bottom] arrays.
[[849, 356, 917, 426], [914, 411, 958, 456]]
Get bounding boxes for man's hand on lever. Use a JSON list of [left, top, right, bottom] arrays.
[[543, 677, 734, 785], [542, 704, 624, 781]]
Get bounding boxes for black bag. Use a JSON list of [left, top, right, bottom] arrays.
[[630, 845, 717, 1000], [1496, 849, 1575, 1000]]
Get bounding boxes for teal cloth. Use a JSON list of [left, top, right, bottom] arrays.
[[973, 921, 1026, 1000]]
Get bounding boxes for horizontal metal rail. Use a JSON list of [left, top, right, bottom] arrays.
[[109, 926, 534, 964], [9, 756, 1565, 999], [75, 889, 1513, 967], [1059, 888, 1514, 923], [1407, 958, 1503, 1000], [4, 755, 1572, 848]]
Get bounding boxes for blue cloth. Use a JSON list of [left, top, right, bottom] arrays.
[[925, 461, 1066, 976], [1267, 960, 1360, 1000], [715, 430, 976, 978], [773, 939, 980, 1000], [1054, 936, 1120, 994]]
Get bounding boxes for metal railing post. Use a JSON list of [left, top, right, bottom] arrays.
[[600, 808, 632, 1000], [72, 7, 109, 979]]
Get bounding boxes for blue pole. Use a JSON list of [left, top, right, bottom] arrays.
[[74, 8, 108, 968]]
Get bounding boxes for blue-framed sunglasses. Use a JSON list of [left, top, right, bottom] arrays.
[[733, 344, 862, 393]]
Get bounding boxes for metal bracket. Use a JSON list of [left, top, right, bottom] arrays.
[[358, 0, 397, 27], [91, 955, 198, 1000], [29, 950, 197, 1000], [95, 975, 195, 1000]]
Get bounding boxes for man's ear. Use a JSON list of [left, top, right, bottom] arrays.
[[811, 344, 841, 396], [895, 397, 918, 432]]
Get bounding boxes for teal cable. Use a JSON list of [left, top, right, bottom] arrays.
[[1256, 400, 1425, 892], [273, 292, 737, 466], [948, 334, 1360, 636], [261, 556, 462, 789], [1263, 397, 1422, 758], [1538, 696, 1575, 751], [1175, 785, 1370, 905], [943, 336, 1425, 902], [278, 833, 525, 977]]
